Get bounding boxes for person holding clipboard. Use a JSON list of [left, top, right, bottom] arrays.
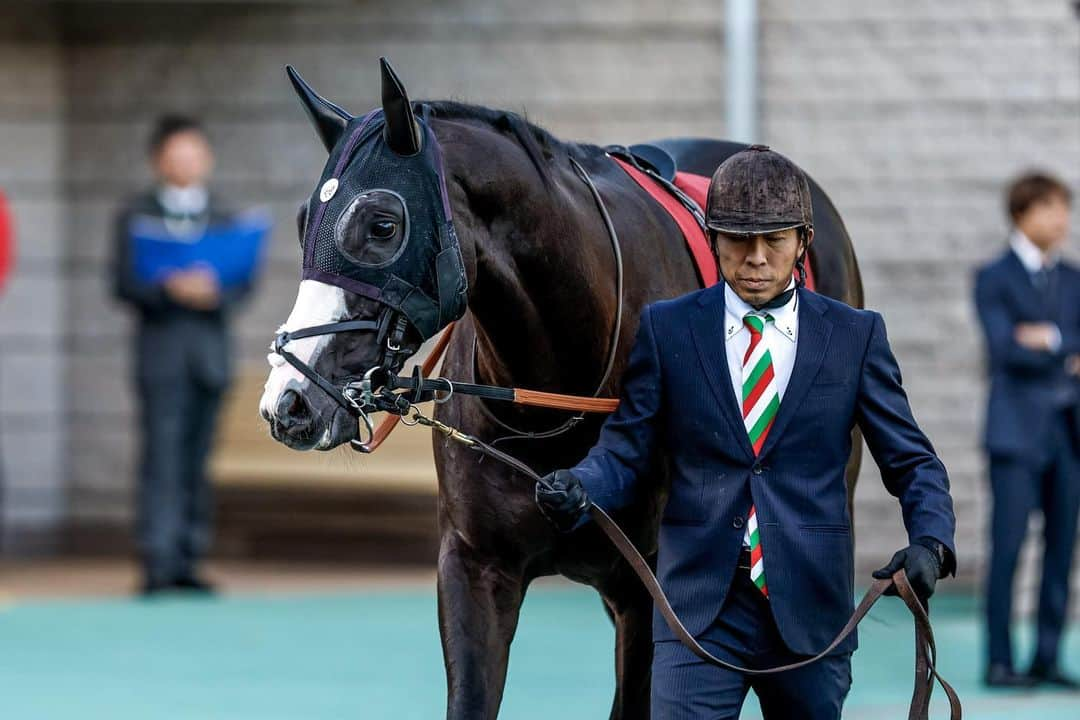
[[110, 115, 266, 596]]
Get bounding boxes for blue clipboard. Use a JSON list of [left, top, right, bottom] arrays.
[[130, 208, 271, 288]]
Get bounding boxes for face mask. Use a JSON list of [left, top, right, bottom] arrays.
[[297, 98, 468, 343]]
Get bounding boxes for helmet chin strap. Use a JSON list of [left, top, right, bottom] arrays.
[[750, 284, 797, 311], [748, 235, 810, 310]]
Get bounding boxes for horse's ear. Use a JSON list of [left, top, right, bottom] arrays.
[[380, 57, 421, 156], [286, 65, 352, 153]]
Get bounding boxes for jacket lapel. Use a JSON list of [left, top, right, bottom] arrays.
[[1002, 248, 1052, 316], [758, 289, 833, 458], [689, 284, 755, 461]]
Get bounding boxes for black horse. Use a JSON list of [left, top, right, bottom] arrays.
[[260, 59, 863, 719]]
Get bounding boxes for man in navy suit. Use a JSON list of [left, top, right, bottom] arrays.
[[536, 145, 956, 719], [111, 116, 256, 596], [975, 172, 1079, 688]]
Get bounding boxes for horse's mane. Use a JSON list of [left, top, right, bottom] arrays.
[[425, 100, 603, 183]]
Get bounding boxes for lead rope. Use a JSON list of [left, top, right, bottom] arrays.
[[401, 403, 961, 720]]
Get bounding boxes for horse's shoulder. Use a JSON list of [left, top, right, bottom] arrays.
[[648, 286, 709, 317], [805, 290, 877, 333], [638, 288, 711, 342]]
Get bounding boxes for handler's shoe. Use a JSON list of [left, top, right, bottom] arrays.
[[138, 579, 172, 598], [172, 575, 217, 595], [1027, 664, 1080, 690], [984, 664, 1037, 688]]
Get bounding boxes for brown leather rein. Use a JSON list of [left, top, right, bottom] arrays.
[[333, 151, 960, 716], [375, 396, 962, 719], [359, 320, 619, 453]]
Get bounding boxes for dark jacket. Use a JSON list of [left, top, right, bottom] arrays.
[[974, 249, 1080, 459], [570, 285, 957, 655], [110, 190, 253, 390]]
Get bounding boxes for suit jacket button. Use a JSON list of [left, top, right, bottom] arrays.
[[752, 464, 763, 475], [733, 516, 745, 529]]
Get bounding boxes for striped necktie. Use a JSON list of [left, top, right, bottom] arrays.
[[742, 313, 779, 597]]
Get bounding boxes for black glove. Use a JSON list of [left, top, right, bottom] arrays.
[[535, 469, 591, 533], [872, 539, 945, 607]]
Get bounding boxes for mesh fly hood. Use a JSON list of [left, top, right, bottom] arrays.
[[300, 107, 468, 340]]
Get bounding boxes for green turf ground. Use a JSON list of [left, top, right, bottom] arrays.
[[1, 585, 1078, 718]]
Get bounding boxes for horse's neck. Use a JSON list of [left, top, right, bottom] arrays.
[[462, 162, 616, 396]]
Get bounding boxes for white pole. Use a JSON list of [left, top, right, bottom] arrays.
[[726, 0, 759, 144]]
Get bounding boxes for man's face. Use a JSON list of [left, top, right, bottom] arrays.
[[714, 227, 809, 306], [152, 130, 215, 188], [1017, 193, 1070, 254]]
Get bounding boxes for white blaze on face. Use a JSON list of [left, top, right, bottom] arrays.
[[260, 279, 348, 419]]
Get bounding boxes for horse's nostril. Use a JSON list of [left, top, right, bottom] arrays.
[[276, 389, 312, 431]]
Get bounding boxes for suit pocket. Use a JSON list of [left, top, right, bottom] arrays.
[[799, 523, 851, 535], [662, 468, 712, 526], [806, 378, 851, 399]]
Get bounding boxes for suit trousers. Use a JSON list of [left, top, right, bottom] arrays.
[[652, 562, 852, 719], [985, 408, 1080, 670], [136, 372, 223, 584]]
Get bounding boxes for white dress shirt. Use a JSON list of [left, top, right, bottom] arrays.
[[156, 184, 210, 240], [1010, 228, 1058, 273], [725, 279, 798, 549], [723, 278, 799, 409], [157, 184, 209, 216]]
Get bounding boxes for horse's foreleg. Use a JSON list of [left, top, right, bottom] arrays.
[[601, 564, 655, 720], [437, 529, 526, 720]]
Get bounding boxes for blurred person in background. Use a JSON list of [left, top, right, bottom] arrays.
[[110, 115, 254, 596], [975, 172, 1080, 688]]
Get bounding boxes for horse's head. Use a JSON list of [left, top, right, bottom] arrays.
[[260, 58, 469, 451]]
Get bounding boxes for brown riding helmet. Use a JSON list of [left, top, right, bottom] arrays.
[[705, 144, 813, 235]]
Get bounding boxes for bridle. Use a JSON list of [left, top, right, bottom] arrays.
[[269, 151, 962, 719], [271, 154, 627, 452]]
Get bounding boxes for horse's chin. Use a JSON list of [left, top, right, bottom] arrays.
[[268, 405, 356, 452], [313, 405, 359, 451]]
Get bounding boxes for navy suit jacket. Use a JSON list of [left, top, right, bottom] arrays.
[[974, 250, 1080, 459], [570, 284, 957, 655]]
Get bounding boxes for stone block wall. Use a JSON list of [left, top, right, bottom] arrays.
[[0, 5, 68, 552], [48, 0, 729, 532], [1, 1, 1079, 598], [758, 0, 1080, 594]]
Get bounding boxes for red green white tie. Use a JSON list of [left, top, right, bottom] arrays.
[[742, 313, 778, 597]]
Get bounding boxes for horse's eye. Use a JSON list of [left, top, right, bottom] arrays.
[[371, 220, 397, 239], [335, 190, 407, 266]]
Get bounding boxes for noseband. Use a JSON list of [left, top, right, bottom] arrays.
[[271, 311, 404, 451]]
